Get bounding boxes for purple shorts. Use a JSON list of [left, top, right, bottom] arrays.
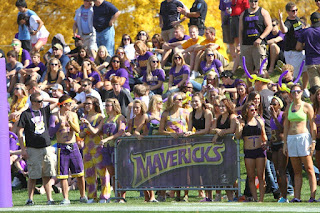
[[102, 144, 114, 166], [244, 148, 266, 159], [57, 143, 84, 179]]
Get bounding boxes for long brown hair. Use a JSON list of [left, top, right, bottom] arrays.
[[314, 88, 320, 114]]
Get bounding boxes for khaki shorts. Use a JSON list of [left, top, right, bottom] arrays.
[[307, 64, 320, 88], [161, 28, 175, 42], [27, 146, 56, 179], [241, 44, 267, 72]]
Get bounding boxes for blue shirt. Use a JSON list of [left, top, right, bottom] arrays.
[[18, 10, 36, 40], [80, 8, 91, 34]]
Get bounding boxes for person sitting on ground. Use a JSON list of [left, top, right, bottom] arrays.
[[20, 51, 46, 84], [40, 58, 65, 92], [11, 38, 31, 68], [119, 34, 136, 61], [6, 50, 23, 94], [65, 60, 82, 94], [94, 45, 111, 75], [143, 55, 166, 95]]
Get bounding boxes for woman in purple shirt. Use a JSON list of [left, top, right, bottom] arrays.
[[163, 52, 190, 98], [143, 55, 166, 95], [81, 59, 101, 88], [104, 55, 130, 92], [134, 40, 153, 77], [76, 46, 94, 66], [65, 60, 82, 93]]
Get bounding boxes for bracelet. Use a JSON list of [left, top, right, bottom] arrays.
[[312, 140, 316, 144]]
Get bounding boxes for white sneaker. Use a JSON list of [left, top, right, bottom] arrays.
[[87, 198, 95, 204], [79, 196, 88, 203], [99, 199, 107, 203], [190, 71, 200, 80], [11, 177, 21, 187]]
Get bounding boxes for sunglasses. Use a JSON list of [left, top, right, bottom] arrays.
[[105, 104, 113, 107], [64, 102, 72, 106], [68, 67, 74, 71], [270, 102, 277, 106], [112, 60, 120, 63], [291, 9, 298, 12], [291, 89, 302, 94], [152, 60, 159, 63], [157, 101, 163, 104], [118, 52, 124, 55], [272, 24, 277, 27], [84, 102, 92, 105], [81, 84, 89, 87], [207, 53, 215, 57], [123, 38, 130, 41], [14, 87, 22, 90], [11, 43, 19, 46], [174, 56, 182, 60], [50, 63, 58, 66], [34, 99, 43, 103], [187, 86, 193, 89], [139, 32, 147, 36], [250, 108, 258, 112], [176, 98, 183, 101]]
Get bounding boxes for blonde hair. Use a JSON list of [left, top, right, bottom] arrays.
[[206, 71, 219, 87], [95, 45, 110, 65], [133, 99, 147, 115], [47, 58, 62, 74], [134, 40, 147, 55], [12, 38, 21, 46], [105, 98, 121, 115], [11, 83, 28, 109], [148, 95, 162, 114], [146, 55, 162, 80], [165, 92, 184, 113], [171, 52, 187, 68]]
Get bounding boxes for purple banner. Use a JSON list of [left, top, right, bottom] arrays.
[[116, 135, 237, 189]]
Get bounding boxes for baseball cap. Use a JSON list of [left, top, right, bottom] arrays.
[[51, 83, 63, 91], [311, 12, 320, 28], [53, 43, 63, 50]]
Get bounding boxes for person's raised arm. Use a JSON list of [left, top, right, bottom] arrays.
[[279, 9, 288, 34]]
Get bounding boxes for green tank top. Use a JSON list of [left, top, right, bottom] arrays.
[[288, 102, 307, 122]]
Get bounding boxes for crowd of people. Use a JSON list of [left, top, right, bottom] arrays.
[[6, 0, 320, 206]]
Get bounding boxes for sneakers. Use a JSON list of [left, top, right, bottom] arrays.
[[214, 194, 221, 202], [149, 199, 159, 202], [308, 197, 318, 203], [200, 197, 212, 202], [290, 198, 302, 203], [25, 199, 34, 206], [47, 200, 55, 205], [80, 196, 88, 203], [12, 177, 21, 188], [278, 197, 289, 203], [60, 199, 70, 205], [99, 199, 107, 203], [273, 189, 281, 200], [87, 198, 96, 204], [190, 71, 200, 80]]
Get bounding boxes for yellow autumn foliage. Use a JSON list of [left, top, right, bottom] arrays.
[[0, 0, 318, 55]]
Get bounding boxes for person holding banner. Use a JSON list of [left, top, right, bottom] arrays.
[[283, 84, 317, 202], [79, 96, 111, 203], [159, 92, 189, 201], [184, 92, 213, 201], [100, 98, 126, 202], [211, 98, 237, 202], [235, 100, 268, 202]]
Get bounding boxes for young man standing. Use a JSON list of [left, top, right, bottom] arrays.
[[279, 2, 309, 97], [50, 95, 86, 204]]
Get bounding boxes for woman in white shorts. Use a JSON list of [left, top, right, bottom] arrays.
[[283, 84, 317, 202]]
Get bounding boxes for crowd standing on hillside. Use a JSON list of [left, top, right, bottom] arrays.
[[6, 0, 320, 205]]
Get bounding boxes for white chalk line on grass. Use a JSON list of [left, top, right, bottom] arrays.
[[1, 203, 320, 212]]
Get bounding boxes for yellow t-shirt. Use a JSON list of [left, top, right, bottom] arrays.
[[10, 96, 28, 113], [181, 36, 205, 49], [200, 38, 228, 61]]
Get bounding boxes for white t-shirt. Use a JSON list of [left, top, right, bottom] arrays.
[[74, 89, 104, 116], [29, 15, 50, 44], [27, 90, 50, 107], [124, 44, 136, 61]]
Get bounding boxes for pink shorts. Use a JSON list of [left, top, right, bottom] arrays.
[[32, 37, 48, 47]]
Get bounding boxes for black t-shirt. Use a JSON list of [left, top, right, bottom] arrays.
[[18, 105, 51, 148], [259, 89, 274, 136], [159, 0, 184, 31], [107, 89, 133, 117], [284, 17, 303, 51], [189, 0, 207, 28]]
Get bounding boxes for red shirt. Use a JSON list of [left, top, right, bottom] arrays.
[[231, 0, 249, 16]]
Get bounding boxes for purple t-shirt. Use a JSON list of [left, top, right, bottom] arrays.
[[200, 59, 222, 79], [270, 111, 284, 131], [124, 60, 134, 78], [19, 49, 31, 65], [169, 64, 190, 86], [298, 27, 320, 65], [142, 68, 166, 93], [69, 72, 82, 80], [219, 0, 232, 25], [168, 35, 191, 43], [266, 30, 285, 50], [79, 71, 101, 86], [26, 62, 46, 77], [104, 68, 130, 91], [137, 51, 153, 75]]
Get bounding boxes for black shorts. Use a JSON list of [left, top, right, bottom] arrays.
[[271, 143, 284, 152], [244, 148, 266, 159]]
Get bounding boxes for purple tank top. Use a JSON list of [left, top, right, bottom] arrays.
[[270, 111, 283, 130]]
